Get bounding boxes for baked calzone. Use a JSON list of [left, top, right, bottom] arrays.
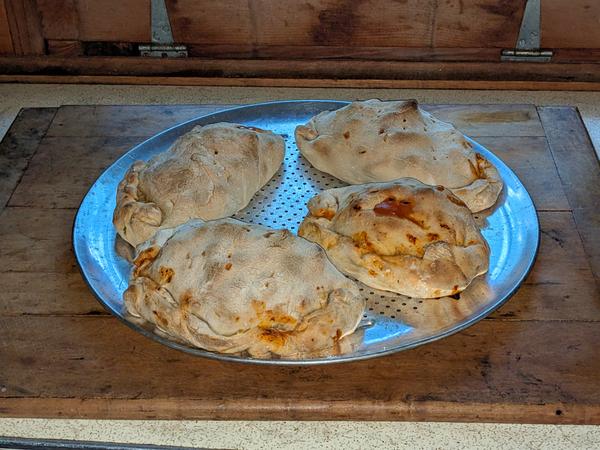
[[295, 99, 502, 212], [298, 178, 490, 298], [124, 218, 365, 358], [114, 123, 285, 246]]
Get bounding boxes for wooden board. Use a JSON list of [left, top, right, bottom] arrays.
[[0, 103, 599, 424]]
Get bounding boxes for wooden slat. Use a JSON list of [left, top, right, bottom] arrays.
[[475, 136, 570, 211], [45, 105, 225, 138], [4, 0, 45, 55], [168, 0, 252, 46], [187, 45, 501, 61], [42, 104, 544, 139], [423, 104, 545, 137], [1, 397, 597, 424], [7, 136, 567, 213], [0, 272, 106, 316], [538, 107, 600, 285], [8, 136, 144, 208], [251, 0, 434, 47], [542, 0, 600, 48], [3, 74, 600, 92], [35, 0, 79, 40], [45, 39, 83, 57], [1, 316, 598, 423], [2, 57, 600, 84], [76, 0, 148, 42], [0, 207, 77, 273], [1, 104, 598, 424], [0, 1, 14, 54], [0, 108, 56, 211], [490, 212, 600, 321], [434, 0, 524, 48], [2, 206, 596, 322]]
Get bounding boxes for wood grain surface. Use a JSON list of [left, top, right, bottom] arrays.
[[0, 103, 598, 424]]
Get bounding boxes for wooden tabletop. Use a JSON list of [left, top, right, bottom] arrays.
[[0, 103, 599, 424]]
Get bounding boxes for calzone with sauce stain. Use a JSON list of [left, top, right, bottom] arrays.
[[295, 99, 502, 212], [124, 218, 365, 358], [298, 178, 489, 298]]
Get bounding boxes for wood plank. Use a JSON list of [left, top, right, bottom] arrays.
[[434, 0, 524, 48], [0, 1, 14, 54], [0, 207, 77, 273], [8, 136, 567, 213], [187, 45, 501, 61], [168, 0, 252, 46], [475, 136, 570, 211], [538, 107, 600, 284], [2, 57, 600, 84], [3, 74, 600, 92], [76, 0, 148, 42], [490, 212, 600, 321], [4, 0, 45, 55], [35, 0, 78, 40], [1, 316, 598, 423], [252, 0, 434, 47], [42, 104, 545, 139], [1, 397, 596, 424], [0, 272, 106, 316], [2, 205, 596, 322], [423, 104, 545, 137], [9, 136, 144, 208], [543, 0, 600, 48], [46, 39, 82, 57], [0, 107, 56, 211], [45, 105, 225, 138]]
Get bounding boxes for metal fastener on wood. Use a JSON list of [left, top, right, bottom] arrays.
[[139, 0, 188, 58], [501, 0, 552, 62]]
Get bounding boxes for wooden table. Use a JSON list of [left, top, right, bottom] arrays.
[[0, 103, 598, 424]]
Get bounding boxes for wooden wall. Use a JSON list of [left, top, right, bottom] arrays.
[[1, 0, 600, 87]]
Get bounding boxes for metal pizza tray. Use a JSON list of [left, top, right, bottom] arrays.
[[73, 100, 539, 365]]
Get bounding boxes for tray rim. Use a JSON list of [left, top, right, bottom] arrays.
[[72, 99, 540, 365]]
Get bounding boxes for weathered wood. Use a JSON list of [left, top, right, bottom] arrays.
[[186, 45, 501, 61], [475, 136, 570, 211], [0, 104, 598, 424], [0, 1, 14, 55], [76, 0, 148, 42], [423, 104, 545, 137], [35, 0, 79, 40], [8, 136, 567, 213], [168, 0, 252, 46], [2, 57, 600, 84], [1, 397, 596, 424], [0, 272, 106, 316], [45, 105, 224, 138], [0, 207, 77, 273], [490, 212, 600, 321], [0, 107, 56, 211], [8, 136, 145, 208], [4, 0, 45, 55], [542, 0, 600, 48], [251, 0, 433, 47], [0, 316, 598, 423], [538, 107, 600, 285], [41, 104, 544, 139], [3, 74, 600, 92], [46, 39, 83, 57], [1, 204, 596, 322], [434, 0, 524, 48]]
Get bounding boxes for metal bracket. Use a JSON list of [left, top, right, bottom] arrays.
[[501, 0, 552, 62], [139, 0, 187, 58]]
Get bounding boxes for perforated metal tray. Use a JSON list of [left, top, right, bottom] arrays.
[[73, 100, 539, 365]]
